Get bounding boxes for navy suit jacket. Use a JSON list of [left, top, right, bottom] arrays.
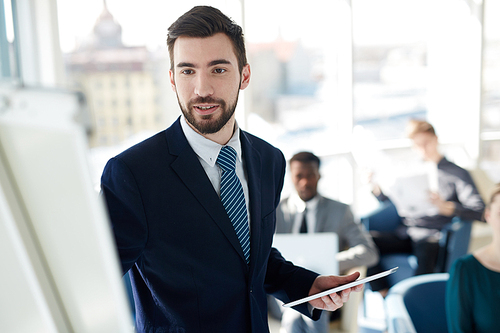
[[101, 118, 319, 332]]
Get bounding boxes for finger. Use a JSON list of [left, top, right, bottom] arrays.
[[320, 295, 336, 310], [340, 289, 351, 302], [352, 284, 364, 292], [321, 294, 342, 311], [329, 292, 344, 307], [336, 271, 361, 285]]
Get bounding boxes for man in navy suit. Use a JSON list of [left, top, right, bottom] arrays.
[[101, 6, 362, 332]]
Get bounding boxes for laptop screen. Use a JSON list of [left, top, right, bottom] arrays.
[[272, 232, 339, 275]]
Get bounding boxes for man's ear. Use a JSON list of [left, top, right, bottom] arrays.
[[484, 207, 491, 222], [240, 64, 251, 91], [169, 70, 176, 92]]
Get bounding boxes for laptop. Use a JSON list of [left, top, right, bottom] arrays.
[[272, 232, 339, 275]]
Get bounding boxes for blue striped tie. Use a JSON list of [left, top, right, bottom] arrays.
[[217, 146, 250, 264]]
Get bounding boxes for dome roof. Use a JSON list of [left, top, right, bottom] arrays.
[[91, 0, 123, 49]]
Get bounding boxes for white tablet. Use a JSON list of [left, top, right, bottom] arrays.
[[282, 267, 398, 308]]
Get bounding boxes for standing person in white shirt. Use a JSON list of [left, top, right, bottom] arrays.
[[272, 152, 379, 333]]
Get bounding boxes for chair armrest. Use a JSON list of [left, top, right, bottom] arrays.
[[385, 274, 449, 333], [385, 292, 417, 333]]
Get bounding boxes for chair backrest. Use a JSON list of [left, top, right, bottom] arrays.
[[385, 273, 449, 333], [361, 200, 402, 232], [445, 217, 472, 271], [437, 217, 473, 272]]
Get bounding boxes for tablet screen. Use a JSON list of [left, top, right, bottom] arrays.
[[282, 267, 398, 308]]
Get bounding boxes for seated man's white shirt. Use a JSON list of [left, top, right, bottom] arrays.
[[288, 192, 320, 233]]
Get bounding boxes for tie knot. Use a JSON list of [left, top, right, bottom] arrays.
[[217, 146, 237, 172]]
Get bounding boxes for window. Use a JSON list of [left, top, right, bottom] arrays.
[[480, 0, 500, 183], [352, 0, 429, 141], [54, 0, 496, 199], [0, 0, 19, 83]]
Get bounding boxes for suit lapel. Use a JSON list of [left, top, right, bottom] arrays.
[[284, 198, 297, 233], [240, 131, 262, 273], [167, 119, 246, 263], [315, 196, 327, 232]]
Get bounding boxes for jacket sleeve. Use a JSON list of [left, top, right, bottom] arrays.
[[453, 170, 485, 222], [265, 247, 320, 319], [100, 157, 148, 274], [336, 206, 379, 272]]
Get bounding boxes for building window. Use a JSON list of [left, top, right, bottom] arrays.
[[98, 117, 106, 127], [94, 80, 102, 89]]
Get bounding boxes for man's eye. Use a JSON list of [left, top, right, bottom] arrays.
[[181, 69, 194, 75], [214, 68, 226, 74]]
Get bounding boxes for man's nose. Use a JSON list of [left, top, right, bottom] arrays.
[[194, 72, 214, 97], [299, 178, 309, 188]]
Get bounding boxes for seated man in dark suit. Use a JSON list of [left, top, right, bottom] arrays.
[[274, 152, 379, 333], [367, 119, 485, 295], [101, 6, 363, 333]]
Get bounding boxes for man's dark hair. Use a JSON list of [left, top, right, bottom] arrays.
[[289, 152, 321, 168], [167, 6, 247, 73]]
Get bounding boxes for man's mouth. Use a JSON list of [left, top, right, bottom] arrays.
[[196, 105, 217, 111], [193, 104, 219, 116]]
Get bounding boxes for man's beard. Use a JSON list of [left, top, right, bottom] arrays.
[[178, 94, 239, 135]]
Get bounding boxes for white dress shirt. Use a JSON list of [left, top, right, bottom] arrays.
[[180, 116, 251, 224], [289, 192, 320, 233]]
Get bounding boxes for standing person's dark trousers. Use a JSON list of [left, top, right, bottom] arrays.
[[367, 227, 440, 291]]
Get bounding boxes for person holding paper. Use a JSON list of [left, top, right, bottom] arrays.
[[366, 119, 485, 294], [446, 185, 500, 333], [272, 152, 379, 333], [101, 6, 362, 332]]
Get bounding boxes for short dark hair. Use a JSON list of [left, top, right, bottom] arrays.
[[289, 152, 321, 168], [167, 6, 247, 73], [406, 119, 436, 139]]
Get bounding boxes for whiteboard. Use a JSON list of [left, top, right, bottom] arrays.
[[0, 87, 133, 332]]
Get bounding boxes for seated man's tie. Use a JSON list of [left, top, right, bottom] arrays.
[[300, 208, 308, 233]]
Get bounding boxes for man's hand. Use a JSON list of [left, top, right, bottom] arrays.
[[429, 192, 455, 216], [307, 272, 363, 311]]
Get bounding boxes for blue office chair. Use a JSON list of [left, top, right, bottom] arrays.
[[385, 273, 449, 333], [361, 200, 472, 288]]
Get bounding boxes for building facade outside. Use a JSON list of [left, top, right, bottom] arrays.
[[63, 2, 174, 148]]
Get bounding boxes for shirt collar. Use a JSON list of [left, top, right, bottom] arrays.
[[289, 191, 320, 213], [180, 115, 242, 167], [437, 156, 447, 167]]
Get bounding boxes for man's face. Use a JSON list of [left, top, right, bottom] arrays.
[[290, 161, 320, 202], [169, 33, 250, 135], [411, 132, 439, 161]]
